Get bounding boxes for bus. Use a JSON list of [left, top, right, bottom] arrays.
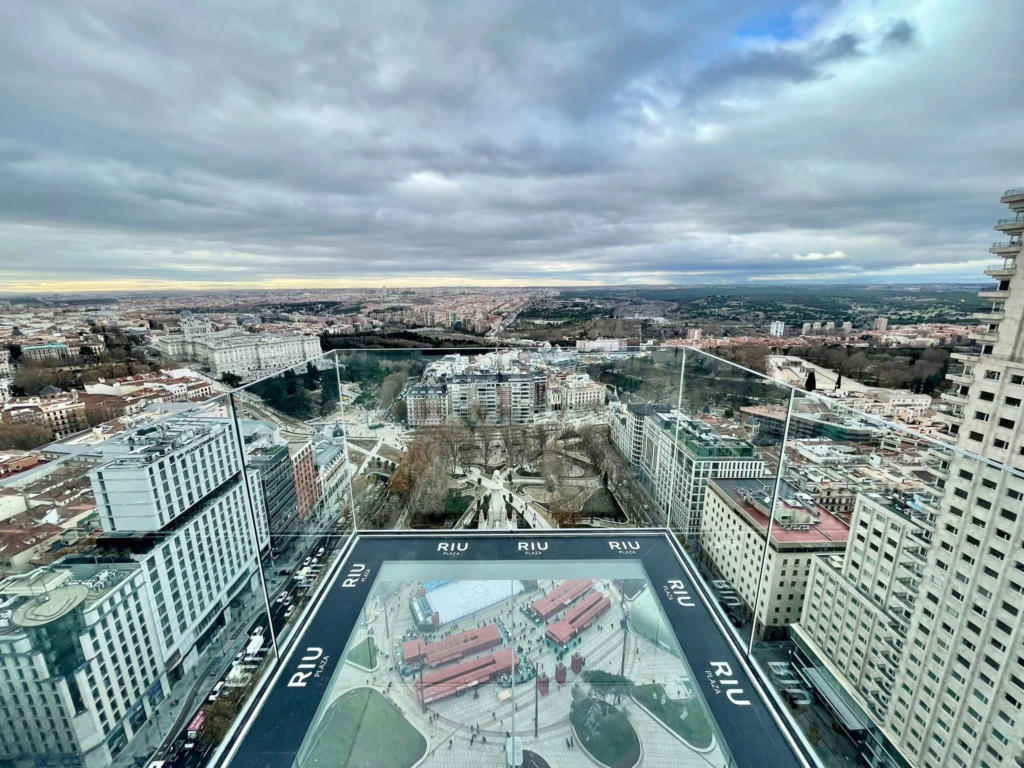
[[186, 711, 205, 742]]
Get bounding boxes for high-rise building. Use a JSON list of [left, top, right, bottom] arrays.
[[873, 317, 889, 332], [802, 323, 812, 336], [0, 418, 267, 767], [793, 188, 1024, 768], [842, 321, 853, 333], [770, 321, 786, 338], [825, 321, 836, 331], [638, 410, 765, 535]]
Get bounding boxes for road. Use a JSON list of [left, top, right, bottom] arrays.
[[147, 528, 350, 768]]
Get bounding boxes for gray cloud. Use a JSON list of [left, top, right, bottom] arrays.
[[0, 0, 1022, 290]]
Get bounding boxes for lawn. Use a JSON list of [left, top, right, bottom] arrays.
[[570, 697, 641, 768], [345, 637, 377, 670], [299, 688, 425, 768], [633, 683, 714, 749], [378, 444, 405, 463]]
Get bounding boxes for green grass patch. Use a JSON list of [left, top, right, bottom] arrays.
[[444, 489, 472, 515], [346, 637, 377, 670], [300, 688, 425, 768], [633, 683, 713, 749], [570, 697, 640, 768]]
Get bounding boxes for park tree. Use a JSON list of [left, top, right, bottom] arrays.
[[0, 423, 53, 450], [201, 697, 238, 749], [220, 372, 243, 388]]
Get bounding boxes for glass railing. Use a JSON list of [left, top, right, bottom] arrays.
[[2, 344, 1022, 768]]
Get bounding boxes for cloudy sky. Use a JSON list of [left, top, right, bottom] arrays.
[[1, 0, 1022, 292]]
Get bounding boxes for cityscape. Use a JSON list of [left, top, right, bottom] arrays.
[[2, 2, 1024, 768]]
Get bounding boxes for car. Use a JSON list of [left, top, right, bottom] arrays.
[[208, 682, 225, 703], [727, 614, 742, 628], [302, 557, 312, 567], [316, 547, 325, 557], [252, 625, 265, 636], [284, 605, 296, 619], [781, 688, 813, 706], [234, 650, 245, 664], [275, 593, 287, 604]]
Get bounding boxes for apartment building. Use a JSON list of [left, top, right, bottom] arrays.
[[770, 321, 786, 337], [1, 393, 88, 439], [20, 342, 72, 362], [792, 188, 1024, 768], [701, 478, 849, 639], [638, 410, 765, 535]]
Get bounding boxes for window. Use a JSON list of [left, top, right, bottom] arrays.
[[969, 432, 984, 442], [975, 412, 990, 422], [980, 391, 996, 401], [985, 370, 1001, 381], [1006, 396, 1022, 407], [994, 438, 1010, 450], [999, 417, 1016, 429]]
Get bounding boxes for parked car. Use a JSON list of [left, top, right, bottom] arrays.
[[727, 614, 742, 628], [207, 681, 225, 703], [251, 625, 265, 636], [284, 605, 296, 619], [316, 547, 325, 557]]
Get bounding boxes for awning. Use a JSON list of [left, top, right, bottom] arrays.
[[799, 667, 870, 733]]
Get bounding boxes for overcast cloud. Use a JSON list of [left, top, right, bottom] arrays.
[[0, 0, 1022, 291]]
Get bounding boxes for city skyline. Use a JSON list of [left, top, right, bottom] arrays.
[[1, 1, 1023, 292]]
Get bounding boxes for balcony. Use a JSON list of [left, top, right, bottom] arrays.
[[972, 310, 1006, 322], [940, 391, 968, 405], [977, 289, 1011, 301], [969, 330, 1000, 344], [952, 348, 983, 363], [989, 242, 1021, 256], [995, 214, 1024, 232], [985, 259, 1018, 274], [1001, 186, 1024, 203]]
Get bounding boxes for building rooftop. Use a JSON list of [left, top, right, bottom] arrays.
[[711, 477, 851, 547]]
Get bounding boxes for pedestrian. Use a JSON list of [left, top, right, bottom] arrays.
[[448, 739, 453, 750]]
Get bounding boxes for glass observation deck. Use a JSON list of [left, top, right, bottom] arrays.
[[221, 531, 813, 768], [0, 345, 1020, 768]]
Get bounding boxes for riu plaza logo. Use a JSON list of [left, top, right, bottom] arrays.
[[607, 540, 640, 555], [705, 662, 751, 706], [437, 541, 469, 556], [287, 647, 328, 688], [341, 563, 370, 588], [517, 541, 547, 556]]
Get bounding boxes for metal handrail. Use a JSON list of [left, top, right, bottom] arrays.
[[1004, 186, 1024, 197], [991, 241, 1021, 249], [996, 215, 1024, 226], [986, 263, 1017, 271]]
